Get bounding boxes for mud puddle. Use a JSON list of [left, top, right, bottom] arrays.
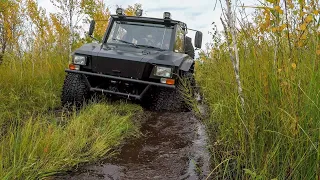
[[53, 109, 210, 180]]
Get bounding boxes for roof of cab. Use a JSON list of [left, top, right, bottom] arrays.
[[110, 14, 185, 26]]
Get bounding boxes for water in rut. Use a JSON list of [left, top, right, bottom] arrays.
[[54, 109, 211, 180]]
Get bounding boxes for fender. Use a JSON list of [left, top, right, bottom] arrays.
[[179, 56, 194, 72]]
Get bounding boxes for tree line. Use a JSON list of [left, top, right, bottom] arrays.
[[0, 0, 141, 63]]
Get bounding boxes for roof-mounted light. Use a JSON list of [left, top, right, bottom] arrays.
[[116, 8, 124, 15], [135, 9, 143, 16], [163, 12, 171, 19]]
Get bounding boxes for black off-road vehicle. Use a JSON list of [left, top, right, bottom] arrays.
[[61, 9, 202, 111]]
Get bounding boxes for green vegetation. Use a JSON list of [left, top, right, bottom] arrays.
[[0, 1, 143, 179], [0, 54, 68, 130], [0, 54, 142, 179], [0, 102, 141, 179], [196, 0, 320, 179]]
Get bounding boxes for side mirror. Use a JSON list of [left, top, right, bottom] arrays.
[[88, 20, 95, 36], [195, 31, 202, 49]]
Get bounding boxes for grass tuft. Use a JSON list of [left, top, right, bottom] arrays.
[[0, 102, 141, 179]]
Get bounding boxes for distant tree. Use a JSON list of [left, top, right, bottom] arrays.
[[50, 0, 85, 61], [0, 0, 24, 63], [124, 3, 142, 16], [50, 13, 70, 55], [83, 0, 110, 41], [220, 0, 245, 111], [26, 0, 55, 56], [0, 0, 144, 64]]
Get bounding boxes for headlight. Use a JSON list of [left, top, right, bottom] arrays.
[[73, 55, 87, 65], [154, 66, 172, 78]]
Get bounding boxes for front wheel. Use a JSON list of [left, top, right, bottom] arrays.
[[61, 73, 90, 108], [143, 71, 196, 112]]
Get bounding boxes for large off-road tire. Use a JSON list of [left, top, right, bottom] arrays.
[[143, 71, 196, 112], [61, 73, 90, 108], [185, 36, 195, 59], [148, 87, 186, 112], [177, 71, 196, 110]]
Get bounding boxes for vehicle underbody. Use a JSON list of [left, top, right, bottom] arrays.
[[65, 69, 176, 100]]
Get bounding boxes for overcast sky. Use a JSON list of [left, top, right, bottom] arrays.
[[39, 0, 258, 51]]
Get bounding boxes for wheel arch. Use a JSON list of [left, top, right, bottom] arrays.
[[179, 57, 195, 73]]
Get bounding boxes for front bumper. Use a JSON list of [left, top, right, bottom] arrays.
[[65, 69, 176, 100]]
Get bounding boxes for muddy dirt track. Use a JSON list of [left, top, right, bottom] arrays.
[[54, 109, 211, 180]]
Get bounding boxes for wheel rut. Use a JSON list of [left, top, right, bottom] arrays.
[[53, 109, 211, 180]]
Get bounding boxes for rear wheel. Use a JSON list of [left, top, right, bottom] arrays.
[[61, 73, 90, 108]]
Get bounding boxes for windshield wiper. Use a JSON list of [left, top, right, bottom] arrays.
[[135, 44, 165, 51], [112, 38, 139, 48]]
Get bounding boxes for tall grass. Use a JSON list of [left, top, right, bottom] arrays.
[[0, 52, 67, 130], [197, 1, 320, 179], [0, 102, 141, 179], [0, 51, 142, 179]]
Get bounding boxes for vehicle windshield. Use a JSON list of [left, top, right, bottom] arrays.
[[106, 20, 174, 50]]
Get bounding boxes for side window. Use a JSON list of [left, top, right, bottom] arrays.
[[174, 26, 185, 53]]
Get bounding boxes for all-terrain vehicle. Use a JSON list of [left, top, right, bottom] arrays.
[[61, 9, 203, 111]]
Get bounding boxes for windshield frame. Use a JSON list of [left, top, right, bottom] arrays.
[[102, 16, 178, 51]]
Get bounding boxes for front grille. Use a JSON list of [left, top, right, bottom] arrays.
[[92, 57, 146, 79]]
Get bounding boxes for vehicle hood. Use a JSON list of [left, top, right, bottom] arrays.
[[73, 43, 101, 56], [141, 51, 188, 67], [74, 43, 188, 67]]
